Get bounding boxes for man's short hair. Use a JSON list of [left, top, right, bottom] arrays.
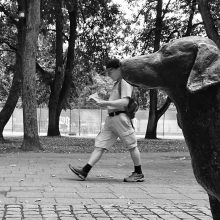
[[105, 58, 121, 69]]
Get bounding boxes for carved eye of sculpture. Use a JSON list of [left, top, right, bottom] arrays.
[[163, 50, 172, 57], [160, 45, 172, 57]]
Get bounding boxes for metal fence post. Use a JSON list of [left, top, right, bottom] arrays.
[[163, 112, 165, 137], [69, 108, 71, 134], [12, 111, 14, 133], [100, 109, 102, 132], [38, 106, 41, 134], [78, 108, 81, 136]]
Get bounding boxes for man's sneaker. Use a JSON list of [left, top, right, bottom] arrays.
[[124, 172, 145, 182], [69, 164, 87, 180]]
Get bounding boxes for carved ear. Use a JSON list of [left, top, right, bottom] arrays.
[[187, 43, 220, 92]]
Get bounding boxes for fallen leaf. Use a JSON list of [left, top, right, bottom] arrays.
[[9, 164, 16, 167]]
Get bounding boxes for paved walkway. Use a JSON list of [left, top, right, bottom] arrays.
[[0, 152, 212, 219]]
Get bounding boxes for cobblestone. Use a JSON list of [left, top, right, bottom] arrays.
[[0, 204, 213, 219]]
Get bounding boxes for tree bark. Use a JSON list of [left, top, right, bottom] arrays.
[[198, 0, 220, 49], [47, 0, 78, 136], [57, 4, 78, 124], [145, 0, 164, 139], [145, 91, 172, 139], [145, 90, 158, 139], [21, 0, 42, 151], [47, 0, 64, 136]]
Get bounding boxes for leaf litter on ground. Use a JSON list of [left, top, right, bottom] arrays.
[[0, 136, 188, 154]]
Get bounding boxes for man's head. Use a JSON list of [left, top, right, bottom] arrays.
[[105, 58, 122, 81]]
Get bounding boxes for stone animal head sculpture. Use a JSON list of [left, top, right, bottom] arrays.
[[120, 36, 220, 220]]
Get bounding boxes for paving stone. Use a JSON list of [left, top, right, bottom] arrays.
[[0, 152, 214, 219], [0, 204, 213, 219], [23, 218, 44, 220], [59, 218, 77, 220]]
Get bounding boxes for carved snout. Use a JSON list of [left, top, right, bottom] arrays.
[[121, 53, 163, 88]]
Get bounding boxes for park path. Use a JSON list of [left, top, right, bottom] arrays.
[[0, 152, 212, 219]]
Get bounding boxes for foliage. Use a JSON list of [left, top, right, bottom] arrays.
[[209, 0, 220, 25], [76, 0, 125, 72], [120, 0, 204, 55], [73, 70, 114, 108], [0, 0, 17, 102], [35, 0, 127, 109], [0, 52, 14, 102], [0, 0, 219, 110], [71, 0, 205, 110]]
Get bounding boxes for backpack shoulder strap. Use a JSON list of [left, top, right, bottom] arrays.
[[118, 79, 122, 98], [118, 79, 135, 100]]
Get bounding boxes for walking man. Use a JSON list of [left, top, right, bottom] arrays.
[[69, 58, 144, 182]]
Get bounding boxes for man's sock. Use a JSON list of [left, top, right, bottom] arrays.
[[82, 163, 92, 174], [134, 165, 142, 174]]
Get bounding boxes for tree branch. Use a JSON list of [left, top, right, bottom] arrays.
[[0, 38, 17, 51], [0, 49, 14, 53], [198, 0, 220, 48], [183, 0, 197, 37], [157, 96, 172, 118], [36, 62, 53, 85], [162, 0, 171, 20]]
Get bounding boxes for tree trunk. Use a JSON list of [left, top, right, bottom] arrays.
[[0, 59, 21, 142], [145, 0, 162, 139], [47, 0, 78, 136], [145, 90, 158, 138], [57, 4, 78, 123], [0, 18, 23, 142], [20, 0, 42, 151], [184, 0, 197, 37], [198, 0, 220, 49], [47, 0, 64, 136]]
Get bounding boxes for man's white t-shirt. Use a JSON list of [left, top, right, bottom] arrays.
[[108, 79, 133, 113]]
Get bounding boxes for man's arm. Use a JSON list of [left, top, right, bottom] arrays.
[[95, 97, 129, 108]]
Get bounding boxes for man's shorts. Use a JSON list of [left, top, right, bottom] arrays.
[[95, 113, 137, 150]]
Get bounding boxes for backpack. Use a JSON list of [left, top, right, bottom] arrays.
[[118, 80, 140, 119]]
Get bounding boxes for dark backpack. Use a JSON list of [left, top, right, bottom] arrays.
[[118, 80, 139, 119]]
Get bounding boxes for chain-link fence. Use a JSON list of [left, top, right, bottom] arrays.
[[3, 107, 183, 138]]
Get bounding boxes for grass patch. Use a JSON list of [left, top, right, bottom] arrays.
[[0, 136, 188, 153]]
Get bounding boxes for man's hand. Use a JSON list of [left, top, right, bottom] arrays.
[[88, 93, 107, 107], [95, 100, 108, 107]]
